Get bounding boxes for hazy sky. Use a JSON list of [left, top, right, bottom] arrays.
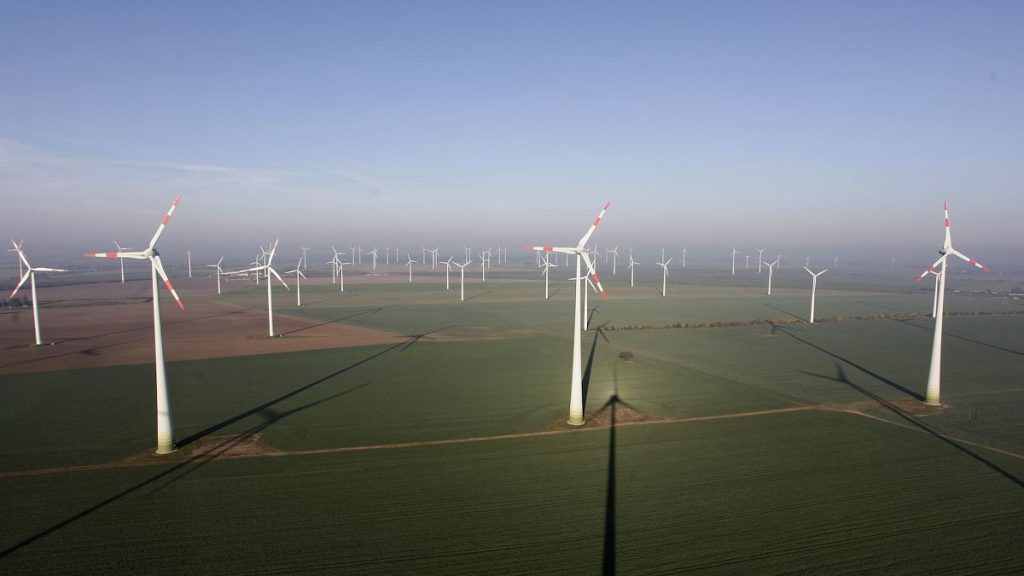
[[1, 1, 1021, 262]]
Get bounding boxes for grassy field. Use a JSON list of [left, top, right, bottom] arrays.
[[2, 268, 1023, 573]]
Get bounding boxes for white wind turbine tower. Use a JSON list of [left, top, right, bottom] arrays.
[[285, 258, 306, 306], [915, 202, 989, 406], [187, 250, 192, 279], [337, 257, 351, 292], [113, 241, 133, 284], [731, 246, 739, 275], [84, 196, 185, 454], [529, 202, 609, 426], [300, 245, 309, 270], [657, 255, 672, 296], [454, 261, 470, 301], [757, 249, 766, 273], [384, 246, 391, 267], [627, 254, 638, 288], [745, 254, 750, 270], [479, 254, 487, 282], [764, 257, 780, 295], [229, 239, 290, 337], [328, 247, 341, 284], [207, 257, 224, 295], [405, 254, 417, 283], [443, 256, 454, 291], [803, 266, 828, 323], [541, 253, 558, 299], [429, 247, 440, 269], [370, 248, 379, 272], [833, 256, 839, 270], [607, 245, 619, 275], [9, 239, 67, 346], [681, 246, 687, 268]]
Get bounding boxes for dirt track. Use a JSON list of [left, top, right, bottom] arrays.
[[0, 279, 408, 375]]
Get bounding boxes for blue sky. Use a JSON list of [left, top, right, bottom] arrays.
[[1, 1, 1020, 263]]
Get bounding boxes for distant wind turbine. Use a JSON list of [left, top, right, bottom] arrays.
[[764, 257, 780, 295], [285, 258, 306, 306], [657, 255, 672, 296], [10, 239, 67, 346], [207, 257, 224, 295], [803, 267, 828, 323]]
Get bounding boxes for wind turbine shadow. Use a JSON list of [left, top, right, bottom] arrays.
[[463, 290, 492, 302], [400, 326, 450, 352], [177, 340, 406, 448], [0, 381, 372, 561], [581, 322, 610, 409], [774, 324, 923, 401], [548, 287, 561, 299], [806, 362, 1023, 489], [896, 319, 1024, 357], [765, 303, 804, 322], [277, 306, 390, 337]]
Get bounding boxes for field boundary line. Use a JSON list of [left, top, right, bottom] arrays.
[[830, 408, 1024, 461], [0, 406, 815, 478]]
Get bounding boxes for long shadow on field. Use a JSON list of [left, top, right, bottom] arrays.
[[463, 289, 492, 302], [773, 323, 923, 401], [895, 318, 1024, 357], [176, 340, 405, 448], [0, 382, 371, 561], [597, 365, 632, 576], [400, 326, 449, 352], [808, 362, 1023, 489], [765, 303, 804, 322], [581, 323, 610, 409], [277, 306, 391, 337]]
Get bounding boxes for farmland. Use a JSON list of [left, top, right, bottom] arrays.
[[1, 265, 1023, 574]]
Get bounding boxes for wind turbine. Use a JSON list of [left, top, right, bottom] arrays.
[[454, 261, 470, 301], [443, 256, 454, 291], [9, 239, 67, 346], [480, 254, 487, 282], [541, 253, 558, 299], [529, 201, 609, 426], [915, 202, 989, 406], [370, 247, 379, 272], [405, 254, 417, 283], [187, 250, 192, 279], [657, 255, 672, 296], [429, 247, 440, 269], [8, 239, 25, 278], [803, 266, 828, 323], [731, 246, 739, 275], [764, 257, 780, 295], [627, 255, 638, 288], [228, 239, 289, 337], [745, 254, 750, 270], [285, 258, 306, 306], [681, 246, 687, 268], [338, 258, 351, 292], [300, 245, 309, 270], [385, 246, 392, 267], [757, 249, 766, 273], [83, 196, 185, 454], [111, 241, 133, 284], [207, 257, 224, 295], [607, 245, 619, 275]]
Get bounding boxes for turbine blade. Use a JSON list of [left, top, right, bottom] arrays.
[[949, 249, 989, 272], [576, 201, 610, 250], [148, 196, 182, 249], [580, 252, 607, 300], [10, 270, 30, 299], [915, 256, 945, 282], [33, 267, 67, 272], [152, 255, 185, 311], [270, 267, 290, 290]]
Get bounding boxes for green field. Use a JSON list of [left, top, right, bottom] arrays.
[[2, 268, 1023, 574]]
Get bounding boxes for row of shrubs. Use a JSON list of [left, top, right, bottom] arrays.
[[603, 309, 1024, 331]]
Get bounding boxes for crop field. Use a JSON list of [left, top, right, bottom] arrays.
[[1, 266, 1023, 574]]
